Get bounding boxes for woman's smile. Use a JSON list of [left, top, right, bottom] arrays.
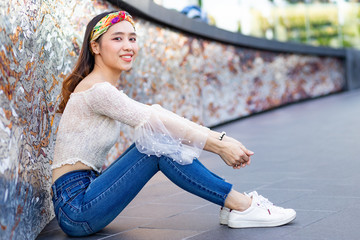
[[120, 53, 133, 62]]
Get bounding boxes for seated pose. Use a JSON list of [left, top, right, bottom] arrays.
[[51, 11, 296, 237]]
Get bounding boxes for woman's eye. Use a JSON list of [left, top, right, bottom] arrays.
[[130, 38, 137, 42], [114, 37, 122, 41]]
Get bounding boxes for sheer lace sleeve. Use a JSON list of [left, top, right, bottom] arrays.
[[84, 82, 152, 128], [134, 104, 210, 165], [85, 82, 210, 164]]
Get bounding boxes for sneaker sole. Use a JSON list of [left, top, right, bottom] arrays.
[[228, 213, 296, 228], [219, 218, 228, 225], [219, 211, 229, 225]]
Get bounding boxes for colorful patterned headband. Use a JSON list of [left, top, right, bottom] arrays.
[[90, 11, 135, 42]]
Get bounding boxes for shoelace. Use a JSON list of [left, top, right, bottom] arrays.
[[247, 191, 285, 214]]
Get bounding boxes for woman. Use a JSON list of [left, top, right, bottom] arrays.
[[51, 11, 296, 237]]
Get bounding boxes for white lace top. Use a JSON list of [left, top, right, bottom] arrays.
[[52, 82, 210, 173]]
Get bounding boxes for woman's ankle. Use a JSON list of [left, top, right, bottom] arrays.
[[237, 195, 252, 211], [224, 190, 252, 212]]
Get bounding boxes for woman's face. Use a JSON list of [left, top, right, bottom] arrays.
[[94, 20, 138, 72]]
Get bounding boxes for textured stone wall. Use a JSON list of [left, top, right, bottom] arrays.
[[0, 0, 345, 239], [0, 1, 117, 239]]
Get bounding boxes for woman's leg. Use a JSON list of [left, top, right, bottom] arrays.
[[81, 151, 235, 233], [53, 145, 247, 237], [52, 144, 161, 236], [224, 190, 252, 211], [158, 156, 251, 212], [158, 156, 233, 207]]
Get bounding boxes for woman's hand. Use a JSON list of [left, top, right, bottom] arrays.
[[204, 131, 254, 169], [219, 137, 254, 169]]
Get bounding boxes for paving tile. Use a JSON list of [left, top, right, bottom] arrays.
[[36, 229, 109, 240], [189, 203, 220, 215], [147, 172, 170, 184], [119, 202, 196, 219], [127, 179, 184, 207], [37, 218, 61, 234], [295, 163, 360, 182], [105, 228, 201, 240], [142, 212, 220, 231], [311, 183, 360, 198], [248, 188, 315, 205], [154, 191, 210, 206], [223, 171, 297, 185], [187, 225, 299, 240], [97, 216, 154, 235], [282, 205, 360, 240], [280, 195, 360, 212], [289, 209, 335, 228], [263, 178, 336, 192], [230, 181, 270, 194]]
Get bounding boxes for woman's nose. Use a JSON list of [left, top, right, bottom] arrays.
[[122, 40, 132, 51]]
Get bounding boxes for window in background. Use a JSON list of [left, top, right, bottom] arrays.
[[153, 0, 360, 49]]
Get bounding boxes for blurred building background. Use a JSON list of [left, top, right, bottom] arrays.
[[154, 0, 360, 49]]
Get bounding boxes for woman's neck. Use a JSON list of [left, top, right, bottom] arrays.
[[91, 64, 121, 86]]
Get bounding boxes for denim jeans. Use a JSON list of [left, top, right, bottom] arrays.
[[51, 143, 232, 237]]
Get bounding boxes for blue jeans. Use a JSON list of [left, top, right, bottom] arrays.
[[51, 144, 232, 237]]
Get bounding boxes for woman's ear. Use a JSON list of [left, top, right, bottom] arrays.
[[90, 41, 100, 55]]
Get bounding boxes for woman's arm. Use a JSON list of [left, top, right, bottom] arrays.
[[148, 106, 254, 168], [86, 82, 253, 167]]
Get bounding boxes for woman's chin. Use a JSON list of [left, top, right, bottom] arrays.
[[122, 66, 133, 72]]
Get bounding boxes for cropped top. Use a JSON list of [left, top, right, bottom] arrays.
[[52, 82, 210, 173]]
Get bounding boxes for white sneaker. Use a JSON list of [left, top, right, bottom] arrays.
[[219, 207, 231, 225], [227, 191, 296, 228]]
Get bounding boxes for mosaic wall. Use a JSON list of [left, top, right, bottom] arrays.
[[0, 0, 345, 239]]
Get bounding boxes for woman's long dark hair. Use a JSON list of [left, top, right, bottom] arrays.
[[57, 11, 116, 113]]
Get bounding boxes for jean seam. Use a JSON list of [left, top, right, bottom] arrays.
[[55, 172, 92, 192], [81, 154, 149, 210], [53, 195, 63, 211], [66, 181, 84, 196], [58, 207, 93, 235], [164, 157, 225, 199], [67, 190, 87, 212]]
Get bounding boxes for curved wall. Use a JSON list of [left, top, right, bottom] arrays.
[[0, 1, 118, 239], [0, 0, 348, 239]]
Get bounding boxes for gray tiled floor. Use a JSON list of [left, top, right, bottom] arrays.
[[37, 89, 360, 240]]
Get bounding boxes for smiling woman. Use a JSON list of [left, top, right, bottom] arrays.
[[89, 21, 139, 76], [51, 10, 296, 237]]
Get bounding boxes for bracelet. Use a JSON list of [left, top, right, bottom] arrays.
[[219, 131, 226, 141]]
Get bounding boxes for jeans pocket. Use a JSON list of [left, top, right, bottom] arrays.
[[66, 180, 86, 198], [65, 180, 88, 211], [58, 208, 93, 237]]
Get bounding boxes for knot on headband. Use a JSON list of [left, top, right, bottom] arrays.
[[90, 11, 135, 42]]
